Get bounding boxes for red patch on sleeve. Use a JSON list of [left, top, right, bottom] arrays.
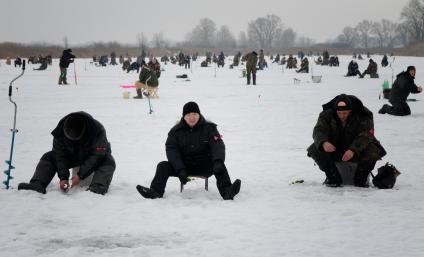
[[368, 129, 374, 135], [96, 147, 106, 152]]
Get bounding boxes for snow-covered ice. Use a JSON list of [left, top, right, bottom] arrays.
[[1, 55, 423, 257]]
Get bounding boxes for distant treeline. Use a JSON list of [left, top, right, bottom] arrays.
[[1, 41, 424, 58]]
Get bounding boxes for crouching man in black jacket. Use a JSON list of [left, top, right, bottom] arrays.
[[18, 112, 115, 195], [307, 94, 386, 187], [379, 66, 422, 116], [137, 101, 241, 200]]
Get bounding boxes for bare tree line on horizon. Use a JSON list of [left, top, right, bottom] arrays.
[[1, 0, 424, 57]]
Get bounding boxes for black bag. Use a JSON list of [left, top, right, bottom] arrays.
[[372, 163, 401, 189]]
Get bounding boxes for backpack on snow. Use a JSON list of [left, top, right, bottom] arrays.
[[371, 163, 401, 189]]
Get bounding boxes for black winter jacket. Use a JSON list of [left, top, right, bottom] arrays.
[[51, 111, 111, 180], [165, 116, 225, 174], [59, 49, 75, 68], [347, 61, 359, 74], [389, 71, 420, 103], [308, 95, 386, 161]]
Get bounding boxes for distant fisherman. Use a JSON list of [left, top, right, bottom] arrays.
[[379, 66, 423, 116]]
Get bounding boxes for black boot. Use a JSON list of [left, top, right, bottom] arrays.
[[18, 182, 46, 194], [133, 89, 143, 99], [378, 104, 389, 114], [354, 163, 373, 188], [223, 179, 241, 200], [136, 185, 161, 199], [253, 74, 256, 85], [353, 172, 370, 187], [323, 168, 342, 187]]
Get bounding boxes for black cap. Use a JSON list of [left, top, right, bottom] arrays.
[[63, 114, 86, 140], [334, 94, 352, 111], [407, 66, 416, 72], [182, 101, 200, 116]]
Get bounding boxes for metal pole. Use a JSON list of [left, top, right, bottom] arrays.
[[390, 57, 396, 85], [74, 62, 78, 85]]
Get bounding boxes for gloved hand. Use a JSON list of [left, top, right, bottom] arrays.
[[213, 160, 225, 175], [178, 170, 189, 185], [59, 180, 69, 192]]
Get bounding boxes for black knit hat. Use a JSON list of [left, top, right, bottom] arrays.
[[63, 114, 86, 140], [407, 66, 416, 72], [182, 101, 200, 116], [334, 94, 352, 111]]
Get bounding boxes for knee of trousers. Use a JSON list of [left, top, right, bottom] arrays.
[[101, 154, 116, 170], [358, 160, 376, 171], [90, 156, 116, 185], [40, 151, 55, 162], [156, 161, 174, 174], [307, 145, 333, 171]]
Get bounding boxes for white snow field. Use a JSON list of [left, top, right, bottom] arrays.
[[0, 55, 423, 257]]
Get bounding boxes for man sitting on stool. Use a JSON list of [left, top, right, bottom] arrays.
[[133, 61, 159, 99], [136, 102, 241, 200]]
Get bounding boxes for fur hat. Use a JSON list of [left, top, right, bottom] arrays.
[[182, 101, 200, 116]]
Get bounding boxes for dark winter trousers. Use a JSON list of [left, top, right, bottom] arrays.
[[58, 67, 68, 84], [307, 144, 376, 186], [246, 68, 256, 85], [296, 67, 308, 73], [150, 161, 232, 197], [360, 70, 377, 78], [386, 101, 411, 116], [29, 151, 116, 192], [346, 70, 361, 77]]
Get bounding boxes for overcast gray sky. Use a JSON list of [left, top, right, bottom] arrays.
[[2, 0, 410, 45]]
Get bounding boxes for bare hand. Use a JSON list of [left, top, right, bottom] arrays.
[[323, 142, 336, 152], [59, 180, 69, 192], [418, 86, 423, 93], [71, 175, 81, 188], [342, 150, 354, 162]]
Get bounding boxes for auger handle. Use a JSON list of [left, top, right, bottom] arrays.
[[8, 60, 26, 97]]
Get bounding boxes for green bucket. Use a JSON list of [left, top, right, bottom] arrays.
[[242, 69, 247, 78]]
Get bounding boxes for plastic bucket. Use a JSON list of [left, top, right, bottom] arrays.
[[122, 91, 130, 99], [312, 76, 322, 83]]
